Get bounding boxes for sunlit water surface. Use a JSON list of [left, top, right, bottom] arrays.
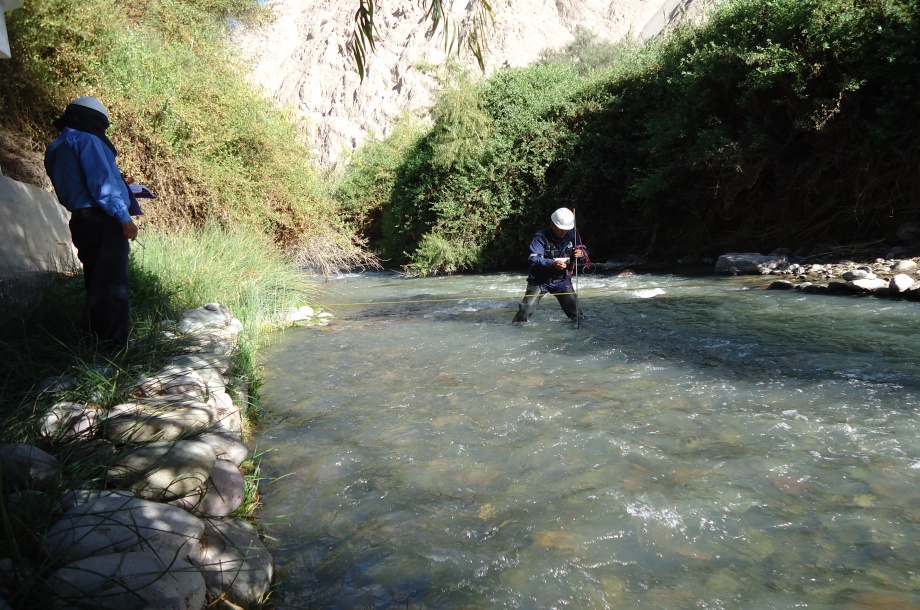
[[255, 271, 920, 609]]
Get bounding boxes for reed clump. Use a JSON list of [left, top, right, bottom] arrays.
[[0, 0, 369, 271]]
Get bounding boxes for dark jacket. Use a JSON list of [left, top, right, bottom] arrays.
[[45, 127, 132, 223], [525, 227, 588, 291]]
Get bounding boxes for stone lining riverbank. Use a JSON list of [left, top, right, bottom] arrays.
[[0, 302, 327, 609], [713, 251, 920, 298]]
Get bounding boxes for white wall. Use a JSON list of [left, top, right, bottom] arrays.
[[1, 0, 23, 60], [0, 173, 79, 279]]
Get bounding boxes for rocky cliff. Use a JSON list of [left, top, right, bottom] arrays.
[[231, 0, 708, 167]]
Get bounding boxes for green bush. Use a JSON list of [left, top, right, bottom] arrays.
[[369, 63, 583, 274], [0, 0, 366, 270], [340, 0, 920, 269], [537, 26, 636, 75], [335, 117, 428, 248]]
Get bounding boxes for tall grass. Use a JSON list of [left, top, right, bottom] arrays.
[[131, 223, 316, 418], [133, 223, 313, 335], [0, 222, 313, 430], [0, 223, 311, 606], [0, 0, 369, 271]]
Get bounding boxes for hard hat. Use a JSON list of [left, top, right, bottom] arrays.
[[551, 207, 575, 230], [69, 96, 109, 120]]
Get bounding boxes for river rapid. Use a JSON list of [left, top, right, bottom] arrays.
[[255, 270, 920, 609]]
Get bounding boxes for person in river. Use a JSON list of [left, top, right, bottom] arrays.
[[512, 207, 590, 324], [44, 96, 139, 352]]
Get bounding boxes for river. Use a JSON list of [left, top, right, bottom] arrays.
[[254, 270, 920, 609]]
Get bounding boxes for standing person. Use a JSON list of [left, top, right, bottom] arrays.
[[44, 96, 138, 352], [512, 207, 589, 324]]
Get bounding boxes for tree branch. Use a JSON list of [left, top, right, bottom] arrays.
[[350, 0, 494, 81]]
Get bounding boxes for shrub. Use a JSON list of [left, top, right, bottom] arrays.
[[0, 0, 368, 271], [350, 0, 920, 267]]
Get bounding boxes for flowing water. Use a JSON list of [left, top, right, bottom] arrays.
[[254, 270, 920, 609]]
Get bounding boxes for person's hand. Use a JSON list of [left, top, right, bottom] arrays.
[[553, 258, 568, 269], [122, 220, 138, 240], [573, 247, 584, 259]]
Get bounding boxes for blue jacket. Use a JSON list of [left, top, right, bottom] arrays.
[[44, 127, 132, 223], [525, 227, 588, 290]]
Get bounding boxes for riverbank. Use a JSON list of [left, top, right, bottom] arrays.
[[0, 224, 320, 608], [713, 250, 920, 299], [0, 299, 335, 608], [596, 241, 920, 300]]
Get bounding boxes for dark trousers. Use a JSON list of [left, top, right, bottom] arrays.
[[512, 282, 580, 323], [69, 210, 130, 351]]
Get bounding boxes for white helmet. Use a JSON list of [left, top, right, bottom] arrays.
[[551, 207, 575, 230], [70, 96, 109, 120]]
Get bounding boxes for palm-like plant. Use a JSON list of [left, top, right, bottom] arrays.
[[351, 0, 494, 79]]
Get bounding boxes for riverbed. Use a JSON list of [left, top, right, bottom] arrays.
[[254, 270, 920, 609]]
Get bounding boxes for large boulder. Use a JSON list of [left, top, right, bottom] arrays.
[[169, 459, 245, 518], [164, 354, 229, 391], [40, 402, 100, 442], [46, 551, 206, 610], [134, 366, 209, 399], [0, 443, 61, 491], [107, 441, 216, 501], [197, 431, 249, 465], [890, 273, 915, 293], [45, 492, 205, 563], [189, 518, 274, 608], [178, 303, 243, 337], [103, 399, 215, 444], [846, 278, 889, 293], [208, 390, 244, 437]]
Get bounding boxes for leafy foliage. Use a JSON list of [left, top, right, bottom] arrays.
[[335, 118, 428, 249], [340, 63, 582, 274], [339, 0, 920, 273], [0, 0, 366, 270], [538, 26, 636, 75]]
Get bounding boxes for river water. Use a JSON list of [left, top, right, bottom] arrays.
[[254, 270, 920, 609]]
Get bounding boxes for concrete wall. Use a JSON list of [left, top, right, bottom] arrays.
[[2, 0, 23, 59], [0, 173, 78, 279]]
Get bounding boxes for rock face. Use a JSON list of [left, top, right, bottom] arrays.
[[231, 0, 708, 166]]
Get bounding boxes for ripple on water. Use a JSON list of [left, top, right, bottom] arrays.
[[257, 272, 920, 608]]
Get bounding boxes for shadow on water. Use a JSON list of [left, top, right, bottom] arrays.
[[346, 272, 920, 389], [256, 271, 920, 609]]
